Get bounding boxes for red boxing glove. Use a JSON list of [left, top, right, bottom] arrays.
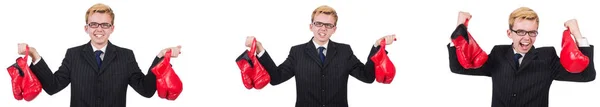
[[451, 19, 488, 69], [7, 61, 24, 100], [7, 46, 42, 101], [247, 39, 270, 89], [560, 28, 590, 73], [235, 38, 271, 90], [235, 51, 254, 89], [370, 39, 396, 84], [151, 50, 183, 100]]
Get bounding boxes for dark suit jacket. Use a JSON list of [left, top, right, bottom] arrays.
[[448, 43, 596, 107], [258, 39, 380, 107], [30, 41, 162, 107]]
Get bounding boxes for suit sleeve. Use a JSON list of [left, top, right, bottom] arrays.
[[348, 46, 377, 83], [554, 46, 596, 82], [447, 44, 494, 76], [29, 51, 72, 95], [258, 49, 296, 85], [128, 52, 159, 98]]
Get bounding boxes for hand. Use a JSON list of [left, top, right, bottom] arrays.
[[17, 43, 41, 61], [457, 11, 472, 26], [375, 34, 396, 46], [564, 19, 583, 39], [245, 36, 264, 54], [157, 45, 182, 58]]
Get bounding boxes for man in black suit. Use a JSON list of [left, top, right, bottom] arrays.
[[17, 3, 181, 107], [447, 7, 596, 107], [245, 5, 396, 107]]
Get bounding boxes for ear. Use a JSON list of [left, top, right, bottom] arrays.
[[506, 29, 511, 38], [84, 25, 89, 34], [309, 23, 313, 30]]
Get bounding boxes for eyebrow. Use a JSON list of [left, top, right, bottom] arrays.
[[88, 22, 111, 24], [513, 29, 537, 32], [314, 21, 333, 24]]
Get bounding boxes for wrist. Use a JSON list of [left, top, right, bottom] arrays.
[[31, 53, 41, 62], [256, 43, 264, 54], [257, 47, 264, 54], [29, 49, 40, 60], [157, 50, 166, 58]]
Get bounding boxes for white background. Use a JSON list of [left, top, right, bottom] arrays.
[[0, 0, 598, 107]]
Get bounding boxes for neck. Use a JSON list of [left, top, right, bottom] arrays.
[[92, 42, 107, 50], [314, 39, 328, 46], [512, 45, 528, 54]]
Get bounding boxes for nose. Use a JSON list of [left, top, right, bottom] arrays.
[[318, 27, 327, 32], [93, 28, 104, 33], [522, 35, 531, 40]]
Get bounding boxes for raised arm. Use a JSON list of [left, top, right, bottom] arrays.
[[257, 48, 296, 85], [25, 45, 72, 95], [554, 19, 596, 82], [130, 46, 182, 98], [127, 51, 157, 98], [348, 46, 377, 83], [245, 36, 296, 85], [448, 12, 492, 76]]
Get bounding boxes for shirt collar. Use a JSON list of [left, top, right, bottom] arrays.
[[92, 44, 107, 53], [513, 48, 525, 56], [312, 39, 329, 50]]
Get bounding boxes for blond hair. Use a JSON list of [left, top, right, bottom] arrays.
[[311, 5, 338, 25], [508, 7, 539, 29], [85, 3, 115, 24]]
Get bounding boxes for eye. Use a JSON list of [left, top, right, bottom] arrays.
[[101, 23, 112, 27]]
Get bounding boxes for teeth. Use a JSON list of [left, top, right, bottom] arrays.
[[95, 34, 103, 37], [319, 33, 325, 36], [521, 43, 530, 45]]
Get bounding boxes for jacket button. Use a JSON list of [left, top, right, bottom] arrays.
[[512, 93, 517, 97]]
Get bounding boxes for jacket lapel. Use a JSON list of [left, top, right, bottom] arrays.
[[304, 40, 323, 68], [505, 45, 538, 72], [518, 46, 538, 72], [323, 42, 337, 68], [505, 48, 518, 71], [81, 42, 99, 72], [99, 42, 117, 74]]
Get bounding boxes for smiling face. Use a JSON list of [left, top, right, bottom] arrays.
[[85, 13, 114, 45], [84, 3, 115, 46], [507, 7, 539, 54], [309, 5, 338, 45], [508, 19, 538, 53], [310, 14, 337, 43]]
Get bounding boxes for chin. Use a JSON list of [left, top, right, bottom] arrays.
[[519, 48, 530, 53], [93, 40, 106, 44]]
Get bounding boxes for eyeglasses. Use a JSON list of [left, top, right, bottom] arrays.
[[510, 29, 538, 37], [87, 22, 113, 29], [312, 21, 335, 29]]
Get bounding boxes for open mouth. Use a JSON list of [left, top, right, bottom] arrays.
[[519, 42, 530, 50], [94, 34, 104, 38], [318, 33, 326, 37]]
